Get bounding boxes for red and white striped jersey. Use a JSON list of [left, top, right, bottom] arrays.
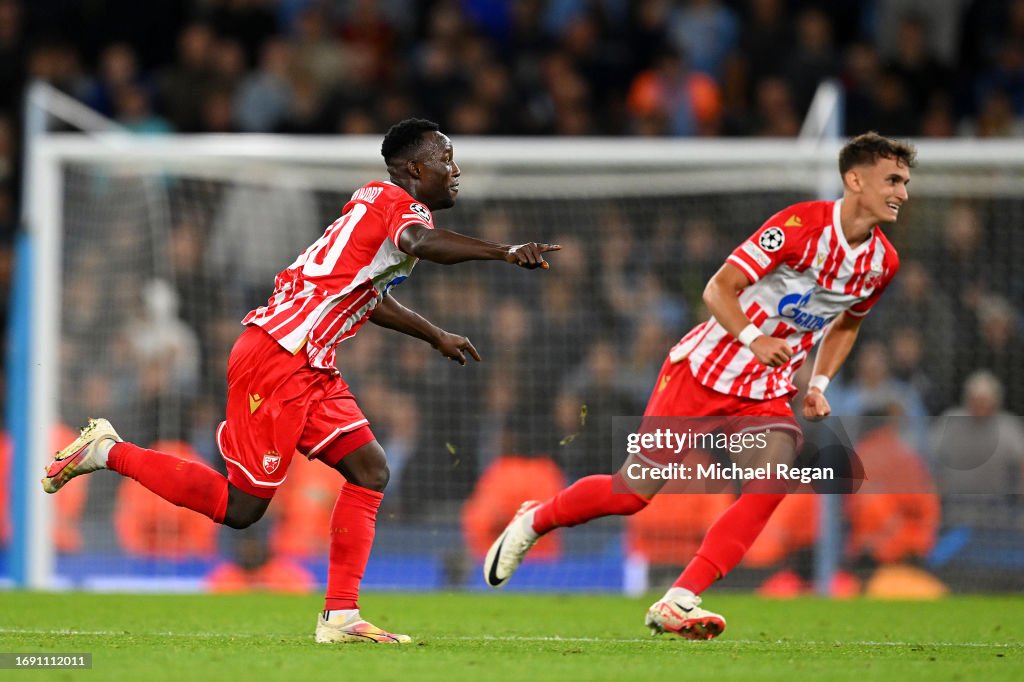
[[668, 199, 899, 400], [242, 181, 433, 371]]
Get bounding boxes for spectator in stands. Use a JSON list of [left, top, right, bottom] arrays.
[[872, 260, 957, 408], [827, 340, 928, 420], [931, 370, 1024, 500], [462, 437, 566, 562], [847, 402, 946, 598], [667, 0, 739, 81], [747, 76, 801, 137], [626, 45, 722, 136], [81, 43, 149, 119], [113, 83, 172, 135], [972, 295, 1024, 414], [884, 13, 951, 122], [961, 89, 1024, 137], [557, 339, 640, 479], [206, 180, 320, 314], [233, 36, 294, 133], [159, 23, 218, 132], [783, 7, 841, 115]]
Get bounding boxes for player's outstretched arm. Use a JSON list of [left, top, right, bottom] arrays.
[[399, 224, 560, 269], [369, 294, 481, 365], [704, 264, 793, 367]]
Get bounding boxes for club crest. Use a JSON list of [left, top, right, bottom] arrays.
[[262, 452, 282, 475]]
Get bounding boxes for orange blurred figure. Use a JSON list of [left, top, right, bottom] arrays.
[[463, 455, 566, 561]]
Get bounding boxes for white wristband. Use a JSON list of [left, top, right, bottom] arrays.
[[737, 324, 762, 348], [808, 374, 830, 394]]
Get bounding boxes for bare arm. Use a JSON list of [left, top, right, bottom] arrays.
[[802, 311, 865, 419], [369, 294, 481, 365], [809, 311, 864, 381], [703, 263, 793, 367], [399, 223, 560, 268]]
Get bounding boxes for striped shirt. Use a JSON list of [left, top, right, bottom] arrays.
[[668, 199, 899, 400], [242, 181, 433, 371]]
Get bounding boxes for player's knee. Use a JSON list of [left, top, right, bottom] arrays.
[[223, 506, 266, 529], [352, 462, 390, 492], [332, 440, 390, 492], [223, 487, 270, 529]]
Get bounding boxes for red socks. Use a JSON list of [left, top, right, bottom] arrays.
[[532, 474, 649, 535], [674, 491, 786, 594], [323, 482, 383, 611], [107, 442, 228, 523]]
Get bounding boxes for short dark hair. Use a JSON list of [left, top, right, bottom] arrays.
[[381, 118, 440, 165], [839, 131, 917, 174]]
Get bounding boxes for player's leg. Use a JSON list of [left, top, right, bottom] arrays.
[[483, 454, 662, 588], [312, 430, 411, 644], [483, 355, 698, 588], [42, 419, 237, 524], [646, 429, 797, 640]]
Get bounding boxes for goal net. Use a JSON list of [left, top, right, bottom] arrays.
[[8, 133, 1024, 596]]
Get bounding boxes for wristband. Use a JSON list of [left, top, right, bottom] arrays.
[[737, 324, 762, 348], [808, 374, 830, 394]]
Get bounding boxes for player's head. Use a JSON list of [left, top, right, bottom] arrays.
[[382, 118, 461, 210], [838, 132, 917, 224]]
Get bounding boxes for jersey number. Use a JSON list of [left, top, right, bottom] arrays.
[[300, 204, 367, 277]]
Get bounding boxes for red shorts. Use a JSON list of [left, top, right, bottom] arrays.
[[638, 356, 802, 463], [216, 325, 376, 498], [644, 355, 798, 421]]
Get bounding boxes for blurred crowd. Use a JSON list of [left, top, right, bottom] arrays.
[[2, 0, 1024, 351]]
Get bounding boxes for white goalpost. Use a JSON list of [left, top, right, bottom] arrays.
[[11, 84, 1024, 594]]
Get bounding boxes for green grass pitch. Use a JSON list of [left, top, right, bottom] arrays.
[[1, 592, 1021, 681]]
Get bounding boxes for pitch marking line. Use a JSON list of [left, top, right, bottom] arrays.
[[0, 628, 1020, 649]]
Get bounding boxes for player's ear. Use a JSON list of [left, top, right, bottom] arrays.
[[406, 159, 420, 179], [843, 168, 861, 192]]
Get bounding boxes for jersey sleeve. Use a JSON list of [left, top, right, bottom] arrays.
[[388, 199, 435, 248], [726, 206, 809, 283]]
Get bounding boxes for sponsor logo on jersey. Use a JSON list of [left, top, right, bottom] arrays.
[[262, 451, 282, 474], [248, 393, 264, 413], [742, 241, 772, 268], [778, 289, 834, 331], [409, 203, 432, 223], [784, 215, 803, 227], [815, 252, 827, 267], [759, 226, 785, 252], [658, 374, 672, 392]]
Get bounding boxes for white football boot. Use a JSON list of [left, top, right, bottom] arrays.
[[483, 500, 541, 588], [41, 418, 122, 494], [645, 587, 726, 640], [315, 613, 411, 644]]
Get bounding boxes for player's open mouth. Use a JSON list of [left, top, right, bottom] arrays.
[[450, 184, 460, 193], [886, 202, 900, 213]]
